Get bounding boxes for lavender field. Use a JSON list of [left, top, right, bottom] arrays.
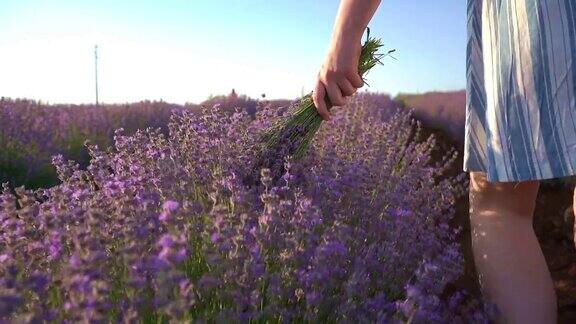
[[0, 92, 264, 189], [0, 98, 183, 188], [0, 92, 502, 322]]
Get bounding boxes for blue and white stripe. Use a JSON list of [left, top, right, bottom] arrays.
[[464, 0, 576, 183]]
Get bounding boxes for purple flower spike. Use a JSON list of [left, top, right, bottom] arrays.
[[158, 211, 170, 222], [174, 248, 188, 263], [210, 232, 221, 243], [0, 254, 10, 263], [26, 272, 49, 294], [0, 295, 24, 317], [158, 234, 175, 248], [163, 200, 180, 213], [69, 253, 82, 268], [392, 207, 413, 218], [158, 247, 171, 261]]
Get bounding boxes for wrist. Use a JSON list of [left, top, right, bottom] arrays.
[[330, 28, 363, 49]]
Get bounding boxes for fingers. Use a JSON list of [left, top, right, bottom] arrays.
[[338, 78, 357, 97], [312, 80, 330, 121], [314, 65, 362, 121], [347, 69, 364, 89], [325, 81, 346, 107]]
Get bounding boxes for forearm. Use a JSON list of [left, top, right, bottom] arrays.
[[330, 0, 382, 46]]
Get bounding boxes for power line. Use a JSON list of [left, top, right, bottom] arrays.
[[94, 45, 99, 106]]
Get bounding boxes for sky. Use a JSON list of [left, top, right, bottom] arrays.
[[0, 0, 467, 105]]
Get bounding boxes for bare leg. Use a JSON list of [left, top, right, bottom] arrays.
[[469, 171, 557, 324], [573, 186, 576, 249]]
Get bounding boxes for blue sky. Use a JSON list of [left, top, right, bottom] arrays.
[[0, 0, 466, 104]]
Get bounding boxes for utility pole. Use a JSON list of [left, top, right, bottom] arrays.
[[94, 45, 99, 106]]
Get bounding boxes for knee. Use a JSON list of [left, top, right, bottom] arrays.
[[469, 171, 540, 218]]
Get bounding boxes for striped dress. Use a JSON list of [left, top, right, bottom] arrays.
[[463, 0, 576, 183]]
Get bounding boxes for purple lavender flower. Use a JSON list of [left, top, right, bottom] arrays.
[[391, 207, 414, 218], [0, 94, 493, 323], [158, 234, 175, 248], [0, 295, 24, 317], [163, 200, 179, 213]]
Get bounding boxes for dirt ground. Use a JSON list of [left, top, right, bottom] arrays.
[[422, 124, 576, 323]]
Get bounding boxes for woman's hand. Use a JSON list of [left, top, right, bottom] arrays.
[[312, 38, 365, 121]]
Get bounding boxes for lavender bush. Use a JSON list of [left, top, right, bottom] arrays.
[[0, 95, 499, 322], [0, 98, 187, 188]]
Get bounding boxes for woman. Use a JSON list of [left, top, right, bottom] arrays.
[[312, 0, 572, 323]]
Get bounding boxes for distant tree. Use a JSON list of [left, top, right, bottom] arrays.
[[393, 94, 408, 109], [229, 88, 238, 100]]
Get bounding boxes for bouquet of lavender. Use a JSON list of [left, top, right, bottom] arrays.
[[249, 28, 395, 185], [262, 28, 394, 159]]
